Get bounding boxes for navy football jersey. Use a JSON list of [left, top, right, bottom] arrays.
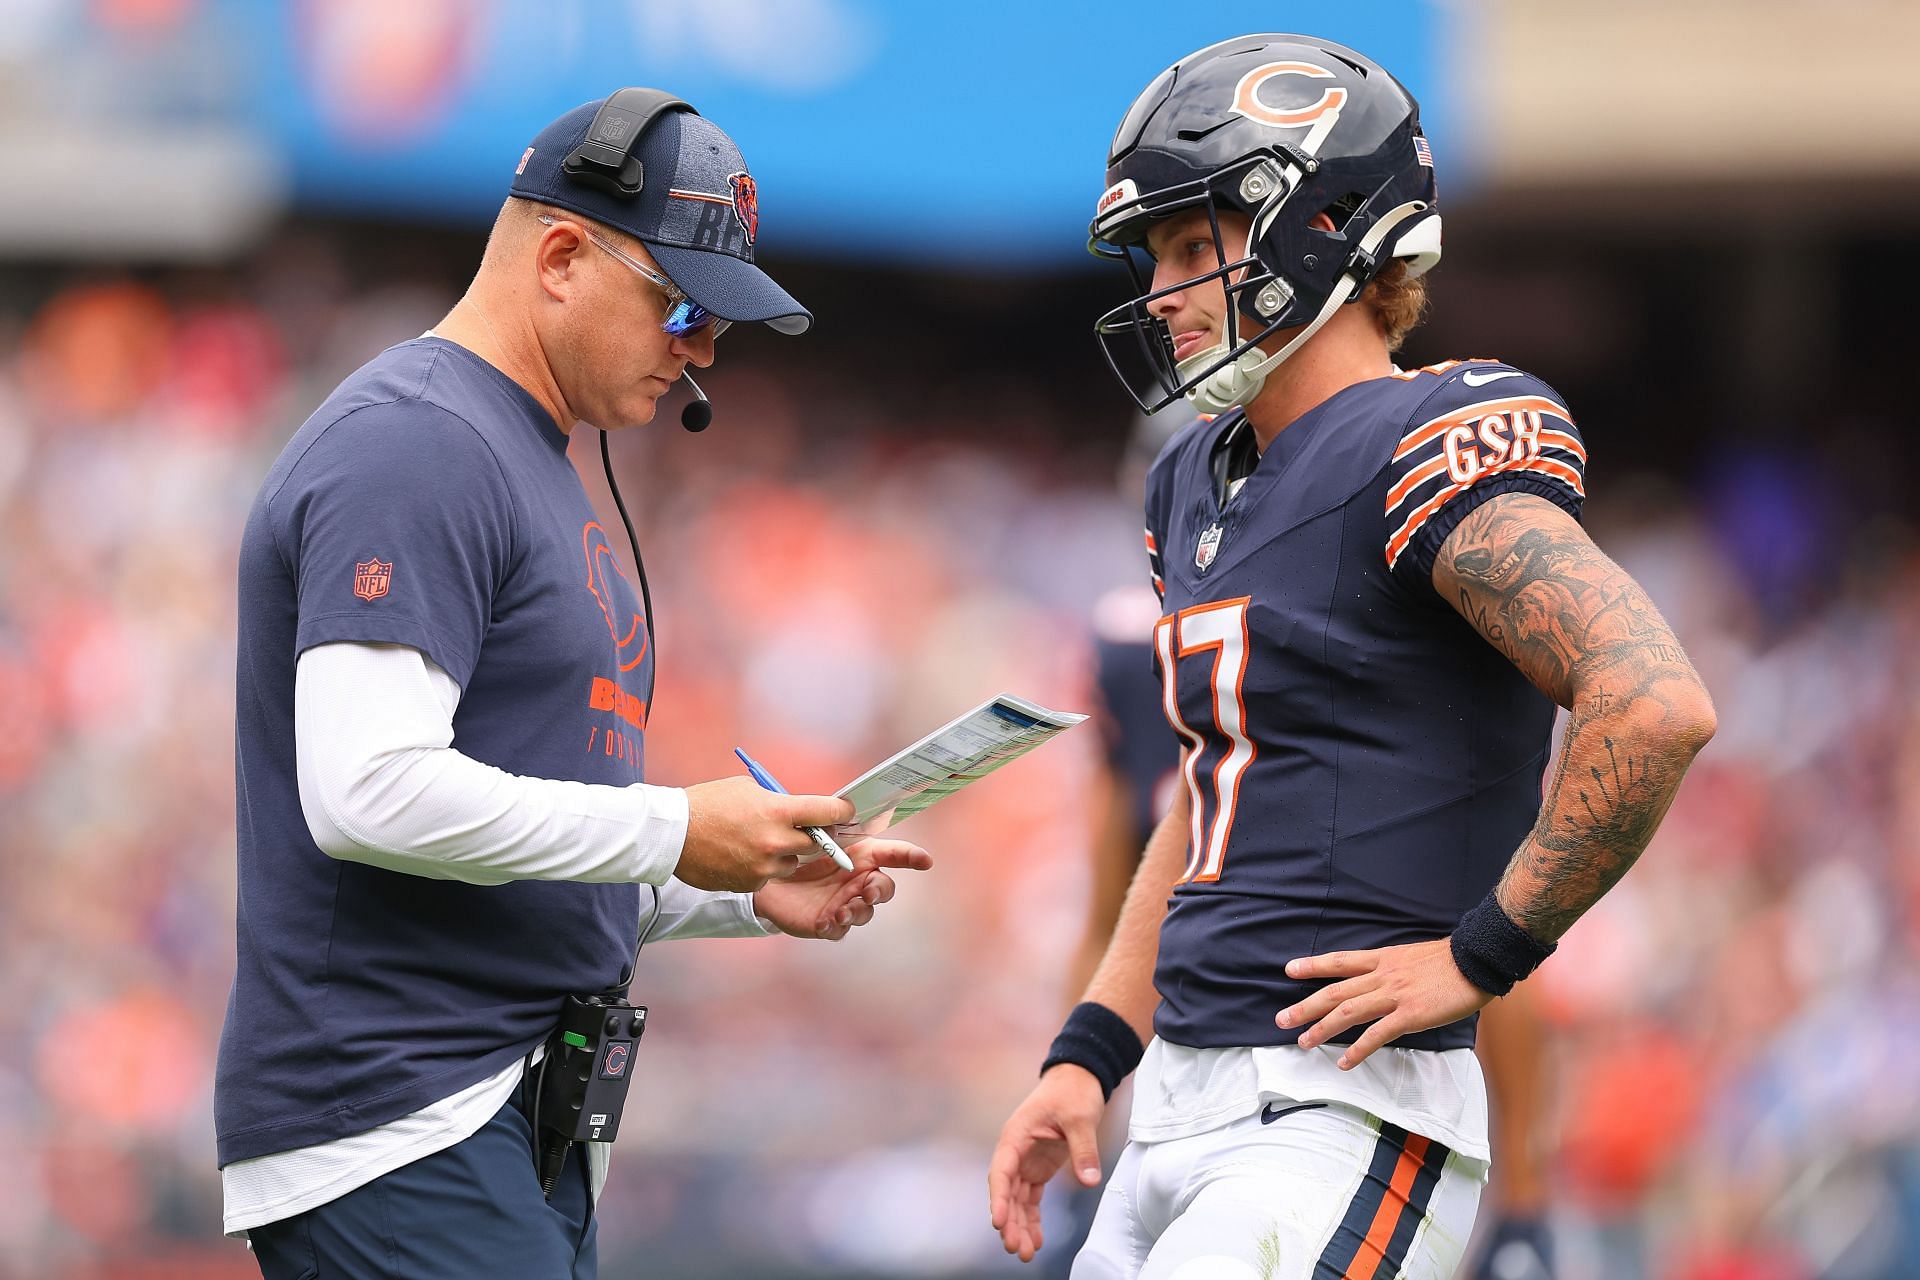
[[1089, 585, 1183, 843], [1142, 360, 1586, 1052]]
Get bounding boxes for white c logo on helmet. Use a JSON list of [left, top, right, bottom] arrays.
[[1231, 61, 1347, 130]]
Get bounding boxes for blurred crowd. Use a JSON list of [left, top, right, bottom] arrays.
[[0, 239, 1915, 1280]]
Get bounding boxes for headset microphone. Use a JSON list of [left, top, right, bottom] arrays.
[[679, 371, 713, 433]]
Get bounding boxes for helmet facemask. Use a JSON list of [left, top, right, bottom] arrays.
[[1092, 149, 1434, 416], [1091, 153, 1314, 416]]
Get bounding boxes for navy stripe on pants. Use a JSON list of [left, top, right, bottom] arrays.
[[249, 1077, 599, 1280]]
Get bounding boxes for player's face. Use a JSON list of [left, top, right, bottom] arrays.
[[1143, 210, 1253, 363]]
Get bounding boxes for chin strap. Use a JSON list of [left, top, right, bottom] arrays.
[[1183, 201, 1430, 416]]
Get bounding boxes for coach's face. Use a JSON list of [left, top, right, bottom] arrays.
[[534, 216, 716, 431], [1145, 209, 1253, 365]]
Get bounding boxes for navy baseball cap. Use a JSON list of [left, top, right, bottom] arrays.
[[509, 98, 811, 335]]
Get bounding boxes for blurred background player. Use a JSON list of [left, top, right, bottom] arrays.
[[1473, 985, 1557, 1280], [1045, 412, 1186, 1280], [990, 33, 1716, 1278]]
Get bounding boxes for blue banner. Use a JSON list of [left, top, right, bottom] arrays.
[[239, 0, 1443, 264]]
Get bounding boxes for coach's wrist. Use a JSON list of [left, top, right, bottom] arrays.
[[629, 782, 690, 886]]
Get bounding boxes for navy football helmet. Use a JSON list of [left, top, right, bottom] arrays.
[[1090, 34, 1442, 414]]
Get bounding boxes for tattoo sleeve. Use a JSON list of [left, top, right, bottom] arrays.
[[1432, 493, 1717, 942]]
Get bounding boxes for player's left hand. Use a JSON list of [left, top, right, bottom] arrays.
[[750, 837, 932, 940], [1275, 938, 1491, 1069]]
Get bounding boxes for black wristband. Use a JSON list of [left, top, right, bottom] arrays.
[[1450, 891, 1557, 997], [1041, 1002, 1145, 1102]]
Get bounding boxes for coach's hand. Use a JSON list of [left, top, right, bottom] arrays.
[[988, 1064, 1106, 1263], [1276, 939, 1492, 1070], [677, 778, 856, 892], [753, 837, 932, 939]]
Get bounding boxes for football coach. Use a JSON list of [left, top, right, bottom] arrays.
[[216, 90, 930, 1279]]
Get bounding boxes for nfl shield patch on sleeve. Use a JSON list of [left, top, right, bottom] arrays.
[[353, 558, 392, 601]]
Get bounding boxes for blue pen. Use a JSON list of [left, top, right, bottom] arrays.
[[733, 747, 856, 872]]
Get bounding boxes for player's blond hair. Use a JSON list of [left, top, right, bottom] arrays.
[[1363, 259, 1428, 353]]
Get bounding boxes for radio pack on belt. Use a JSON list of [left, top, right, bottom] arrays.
[[533, 992, 647, 1198]]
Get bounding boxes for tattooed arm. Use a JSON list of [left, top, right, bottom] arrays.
[[1276, 492, 1715, 1067], [1430, 492, 1717, 941]]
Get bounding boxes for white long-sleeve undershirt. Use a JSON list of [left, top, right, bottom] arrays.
[[292, 639, 768, 941], [226, 641, 772, 1236]]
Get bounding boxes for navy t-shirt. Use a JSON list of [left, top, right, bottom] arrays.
[[217, 337, 654, 1166]]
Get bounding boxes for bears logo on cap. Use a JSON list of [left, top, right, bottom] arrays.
[[729, 172, 758, 246]]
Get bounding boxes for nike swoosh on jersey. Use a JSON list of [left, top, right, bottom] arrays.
[[1461, 368, 1523, 386], [1260, 1100, 1328, 1124]]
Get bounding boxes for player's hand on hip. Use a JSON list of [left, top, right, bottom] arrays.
[[987, 1064, 1105, 1263], [1275, 938, 1491, 1070], [752, 836, 932, 939], [676, 777, 855, 892]]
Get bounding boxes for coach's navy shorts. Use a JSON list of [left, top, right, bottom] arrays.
[[249, 1080, 598, 1280]]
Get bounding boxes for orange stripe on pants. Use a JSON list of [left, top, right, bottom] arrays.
[[1343, 1132, 1430, 1280]]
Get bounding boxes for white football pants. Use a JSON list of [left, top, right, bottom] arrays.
[[1071, 1099, 1487, 1280]]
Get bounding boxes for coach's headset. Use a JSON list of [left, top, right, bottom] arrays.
[[523, 92, 739, 1198], [564, 87, 714, 433], [564, 88, 686, 196]]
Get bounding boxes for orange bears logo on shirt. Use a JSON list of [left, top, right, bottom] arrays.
[[581, 521, 648, 673]]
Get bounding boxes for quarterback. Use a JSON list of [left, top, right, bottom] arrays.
[[989, 34, 1715, 1279]]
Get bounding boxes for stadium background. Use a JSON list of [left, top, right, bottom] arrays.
[[2, 1, 1917, 1277]]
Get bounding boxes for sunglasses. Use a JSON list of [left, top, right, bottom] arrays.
[[538, 214, 730, 338]]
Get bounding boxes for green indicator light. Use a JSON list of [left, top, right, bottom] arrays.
[[563, 1031, 588, 1049]]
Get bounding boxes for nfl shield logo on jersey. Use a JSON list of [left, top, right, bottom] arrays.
[[1195, 523, 1223, 571]]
